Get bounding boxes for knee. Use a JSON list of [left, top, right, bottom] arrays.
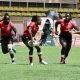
[[8, 44, 13, 50], [37, 48, 41, 52], [2, 50, 8, 54], [2, 48, 8, 54], [62, 43, 67, 49]]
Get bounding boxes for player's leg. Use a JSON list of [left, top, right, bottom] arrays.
[[35, 46, 42, 62], [65, 39, 72, 59], [35, 46, 48, 64], [12, 44, 16, 53], [8, 36, 17, 64], [27, 46, 33, 66], [59, 37, 67, 64], [8, 39, 16, 64], [40, 34, 47, 45], [21, 35, 34, 66], [1, 40, 9, 54], [65, 32, 72, 60], [42, 34, 47, 44]]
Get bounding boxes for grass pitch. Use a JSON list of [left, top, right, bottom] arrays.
[[0, 46, 80, 80]]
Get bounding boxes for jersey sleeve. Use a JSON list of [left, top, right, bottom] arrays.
[[56, 19, 62, 24], [29, 22, 35, 27], [28, 22, 35, 30]]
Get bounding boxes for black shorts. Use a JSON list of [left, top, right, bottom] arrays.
[[21, 35, 30, 45], [59, 32, 72, 43], [1, 36, 13, 54]]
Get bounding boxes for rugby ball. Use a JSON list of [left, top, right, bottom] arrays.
[[28, 40, 39, 47]]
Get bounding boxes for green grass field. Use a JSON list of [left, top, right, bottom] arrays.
[[0, 46, 80, 80]]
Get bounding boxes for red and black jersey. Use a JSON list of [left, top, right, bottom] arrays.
[[57, 19, 75, 32], [23, 22, 39, 38], [0, 21, 14, 36]]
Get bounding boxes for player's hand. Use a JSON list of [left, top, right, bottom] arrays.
[[69, 30, 76, 34], [55, 31, 58, 35], [12, 34, 16, 37], [71, 31, 80, 34], [30, 40, 33, 46], [51, 30, 55, 34], [12, 34, 17, 41]]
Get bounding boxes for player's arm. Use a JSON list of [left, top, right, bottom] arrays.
[[70, 20, 80, 34], [74, 26, 79, 31], [12, 26, 17, 36], [28, 26, 34, 41], [28, 26, 35, 46], [72, 21, 80, 34], [73, 26, 80, 34]]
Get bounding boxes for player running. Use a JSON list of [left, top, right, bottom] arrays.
[[0, 13, 17, 64], [55, 12, 80, 64]]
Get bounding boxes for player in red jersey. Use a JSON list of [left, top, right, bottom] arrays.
[[21, 15, 48, 66], [55, 13, 80, 64], [0, 13, 16, 64]]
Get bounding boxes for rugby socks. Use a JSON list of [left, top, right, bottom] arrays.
[[9, 51, 16, 64], [38, 52, 42, 62], [11, 58, 15, 63], [29, 55, 33, 63], [60, 55, 65, 64]]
